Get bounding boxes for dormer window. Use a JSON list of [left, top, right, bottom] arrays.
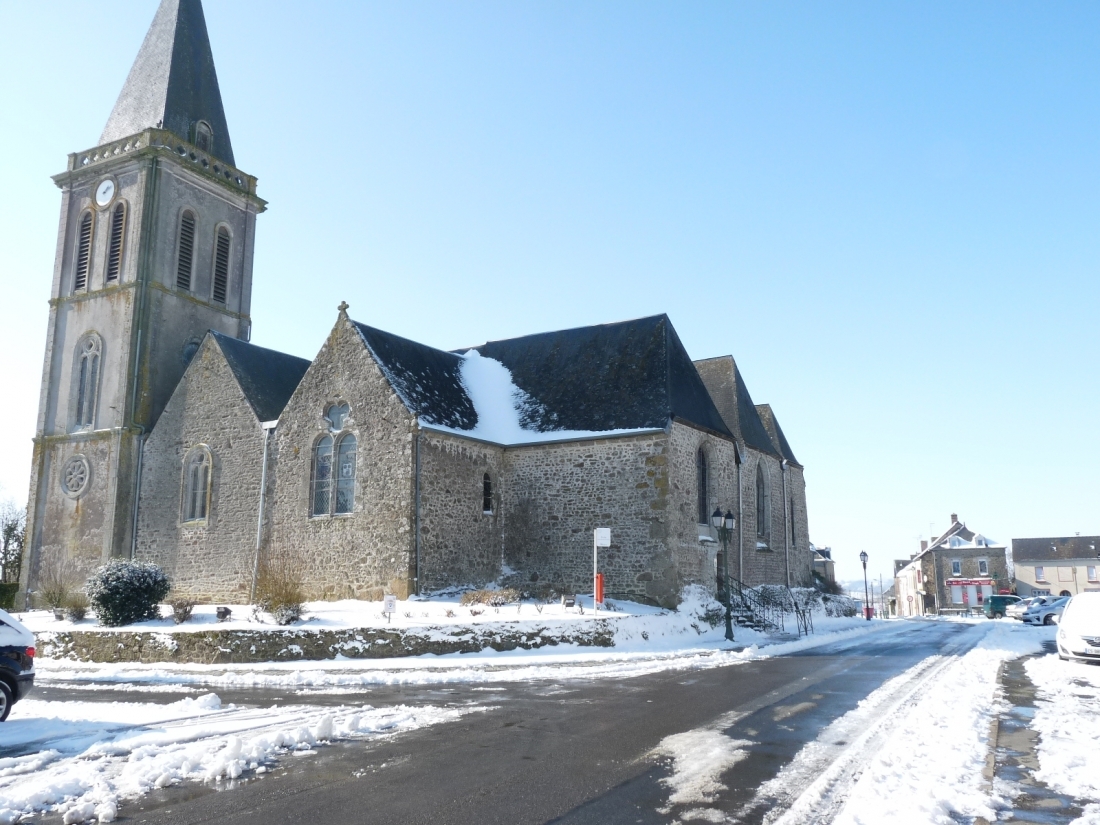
[[195, 121, 213, 153]]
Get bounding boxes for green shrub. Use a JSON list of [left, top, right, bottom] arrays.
[[86, 560, 170, 626], [0, 583, 18, 611]]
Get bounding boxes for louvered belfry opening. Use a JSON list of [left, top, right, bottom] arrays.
[[106, 202, 125, 281], [74, 212, 93, 291], [212, 226, 230, 303], [176, 210, 196, 291]]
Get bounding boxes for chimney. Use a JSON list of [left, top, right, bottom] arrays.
[[950, 513, 958, 524], [920, 540, 928, 552]]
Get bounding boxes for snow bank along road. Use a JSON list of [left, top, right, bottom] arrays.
[[3, 618, 1065, 825]]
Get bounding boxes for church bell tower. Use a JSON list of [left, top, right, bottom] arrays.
[[23, 0, 265, 590]]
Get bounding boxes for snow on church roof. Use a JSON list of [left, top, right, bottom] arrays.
[[353, 314, 733, 447]]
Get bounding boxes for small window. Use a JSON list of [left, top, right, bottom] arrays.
[[1088, 566, 1097, 582], [978, 559, 988, 576], [696, 449, 708, 525], [176, 210, 196, 290], [74, 211, 93, 291], [181, 447, 212, 522], [951, 559, 962, 576], [483, 473, 493, 514], [105, 201, 126, 281], [212, 226, 230, 303], [74, 334, 102, 429], [1060, 590, 1072, 598], [1035, 566, 1045, 582], [325, 403, 350, 431], [755, 463, 768, 537], [790, 499, 796, 545], [195, 121, 213, 153], [916, 570, 922, 584]]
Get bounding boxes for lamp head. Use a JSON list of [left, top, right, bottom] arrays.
[[711, 508, 723, 529], [860, 551, 869, 565], [724, 510, 735, 530]]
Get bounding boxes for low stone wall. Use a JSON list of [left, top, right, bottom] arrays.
[[35, 621, 616, 665]]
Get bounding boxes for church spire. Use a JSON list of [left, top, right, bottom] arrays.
[[100, 0, 235, 165]]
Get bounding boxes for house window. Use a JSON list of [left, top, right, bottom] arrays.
[[74, 211, 93, 291], [105, 201, 126, 282], [1088, 566, 1097, 582], [916, 570, 922, 584], [483, 473, 493, 514], [212, 226, 230, 304], [312, 405, 356, 517], [181, 447, 212, 522], [696, 449, 708, 525], [756, 463, 768, 539], [978, 559, 988, 576], [195, 120, 213, 153], [1035, 566, 1046, 582], [951, 559, 962, 576], [176, 209, 196, 291], [74, 334, 102, 429]]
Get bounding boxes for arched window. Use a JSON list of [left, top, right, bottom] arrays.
[[195, 120, 213, 153], [311, 435, 334, 516], [74, 334, 102, 429], [696, 448, 708, 525], [335, 434, 356, 514], [212, 226, 230, 304], [181, 447, 212, 522], [790, 498, 797, 546], [483, 473, 493, 514], [176, 209, 196, 291], [105, 201, 126, 282], [756, 463, 768, 540], [73, 211, 93, 291]]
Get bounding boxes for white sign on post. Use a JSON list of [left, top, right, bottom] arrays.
[[593, 528, 610, 616], [383, 594, 397, 623]]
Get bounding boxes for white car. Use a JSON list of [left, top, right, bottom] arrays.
[[1057, 593, 1100, 663], [1023, 596, 1069, 626], [1007, 596, 1040, 620]]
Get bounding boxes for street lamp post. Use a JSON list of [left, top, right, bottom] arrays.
[[860, 551, 871, 621], [712, 507, 737, 642]]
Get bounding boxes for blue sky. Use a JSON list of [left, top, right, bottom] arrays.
[[1, 1, 1097, 585]]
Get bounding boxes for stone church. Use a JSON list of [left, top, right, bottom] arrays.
[[22, 0, 814, 609]]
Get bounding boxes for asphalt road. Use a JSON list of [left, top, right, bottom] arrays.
[[37, 621, 983, 825]]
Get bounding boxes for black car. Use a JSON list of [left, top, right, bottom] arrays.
[[0, 608, 35, 721]]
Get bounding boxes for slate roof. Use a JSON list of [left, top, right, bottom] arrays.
[[101, 0, 235, 165], [755, 404, 801, 467], [353, 322, 477, 430], [352, 314, 736, 440], [473, 315, 732, 436], [211, 333, 310, 422], [692, 356, 781, 458], [1011, 536, 1100, 563]]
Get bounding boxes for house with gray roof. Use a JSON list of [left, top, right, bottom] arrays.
[[1011, 536, 1100, 598]]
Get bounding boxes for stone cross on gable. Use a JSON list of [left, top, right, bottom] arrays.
[[338, 301, 349, 315]]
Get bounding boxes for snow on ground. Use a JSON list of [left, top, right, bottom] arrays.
[[747, 619, 1053, 825], [0, 694, 478, 824], [34, 620, 902, 691], [1025, 653, 1100, 821]]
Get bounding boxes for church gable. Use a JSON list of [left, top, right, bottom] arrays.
[[135, 334, 271, 600], [693, 356, 781, 458]]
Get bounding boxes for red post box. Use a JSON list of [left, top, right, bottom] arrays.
[[595, 573, 605, 604]]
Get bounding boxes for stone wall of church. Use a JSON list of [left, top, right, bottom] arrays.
[[498, 432, 677, 606], [134, 338, 265, 602], [415, 433, 504, 592], [268, 319, 418, 601]]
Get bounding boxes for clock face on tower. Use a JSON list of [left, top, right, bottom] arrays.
[[94, 178, 116, 207]]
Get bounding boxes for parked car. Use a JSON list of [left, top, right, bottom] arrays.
[[1007, 597, 1041, 620], [1023, 596, 1069, 626], [983, 595, 1022, 619], [0, 608, 35, 721], [1056, 593, 1100, 663]]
